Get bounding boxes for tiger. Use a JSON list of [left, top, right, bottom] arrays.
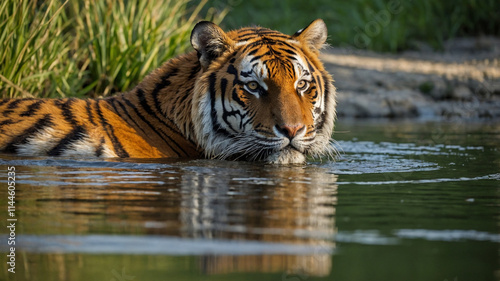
[[0, 19, 337, 164]]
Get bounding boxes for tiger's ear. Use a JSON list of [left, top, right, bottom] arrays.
[[292, 19, 328, 53], [191, 21, 234, 69]]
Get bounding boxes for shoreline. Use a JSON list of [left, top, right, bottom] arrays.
[[322, 37, 500, 120]]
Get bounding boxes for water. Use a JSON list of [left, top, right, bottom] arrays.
[[0, 120, 499, 281]]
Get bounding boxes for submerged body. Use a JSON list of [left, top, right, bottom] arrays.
[[0, 19, 337, 164]]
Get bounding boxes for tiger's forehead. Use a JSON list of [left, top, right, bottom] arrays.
[[228, 27, 299, 44], [235, 46, 310, 82], [216, 27, 318, 89]]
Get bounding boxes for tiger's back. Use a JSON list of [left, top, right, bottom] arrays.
[[0, 97, 199, 158], [0, 19, 337, 164]]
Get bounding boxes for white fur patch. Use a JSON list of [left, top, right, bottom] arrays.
[[15, 127, 117, 158], [16, 127, 60, 156], [61, 136, 117, 158]]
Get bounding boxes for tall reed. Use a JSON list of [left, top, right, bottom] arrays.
[[0, 0, 226, 98]]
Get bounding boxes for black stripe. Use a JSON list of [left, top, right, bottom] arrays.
[[257, 31, 290, 37], [219, 77, 228, 99], [0, 119, 18, 134], [20, 100, 44, 117], [86, 100, 96, 126], [149, 69, 198, 146], [237, 33, 291, 42], [241, 114, 252, 130], [151, 69, 177, 118], [3, 114, 54, 153], [240, 39, 298, 55], [281, 48, 298, 56], [242, 43, 260, 54], [323, 77, 331, 107], [96, 100, 129, 158], [133, 89, 185, 156], [0, 99, 10, 106], [250, 53, 267, 63], [47, 126, 86, 156], [274, 40, 298, 50], [316, 78, 331, 130], [236, 34, 260, 41], [95, 100, 108, 129], [231, 88, 246, 108], [209, 73, 231, 137], [0, 119, 14, 127], [220, 78, 239, 133], [316, 74, 323, 96], [226, 65, 241, 86], [310, 85, 319, 100], [151, 80, 171, 115], [95, 137, 105, 157], [235, 30, 260, 38], [304, 56, 316, 73], [123, 93, 178, 148], [109, 98, 122, 117], [7, 99, 26, 109], [241, 43, 264, 54], [247, 48, 259, 56], [2, 110, 14, 117], [269, 49, 282, 57], [240, 70, 253, 78], [111, 98, 149, 138], [56, 98, 77, 125], [248, 38, 284, 48]]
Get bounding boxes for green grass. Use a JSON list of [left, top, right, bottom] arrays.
[[0, 0, 77, 98], [1, 0, 498, 98], [0, 0, 225, 98], [219, 0, 500, 52]]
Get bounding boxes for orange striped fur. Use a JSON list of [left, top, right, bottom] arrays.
[[0, 19, 337, 164]]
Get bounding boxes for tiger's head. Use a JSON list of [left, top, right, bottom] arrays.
[[190, 19, 337, 164]]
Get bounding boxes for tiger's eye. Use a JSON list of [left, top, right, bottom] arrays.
[[246, 81, 259, 91], [297, 80, 309, 91]]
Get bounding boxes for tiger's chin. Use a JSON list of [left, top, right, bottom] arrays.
[[266, 148, 306, 165], [216, 147, 306, 164]]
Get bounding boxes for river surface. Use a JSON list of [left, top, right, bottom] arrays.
[[0, 120, 499, 281]]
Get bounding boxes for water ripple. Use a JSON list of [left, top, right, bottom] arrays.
[[395, 229, 500, 243], [0, 235, 333, 256], [336, 173, 500, 185]]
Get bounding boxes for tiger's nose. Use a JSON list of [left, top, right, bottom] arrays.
[[276, 124, 305, 140]]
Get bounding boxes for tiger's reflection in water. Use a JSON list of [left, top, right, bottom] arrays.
[[5, 159, 337, 277], [178, 163, 338, 276]]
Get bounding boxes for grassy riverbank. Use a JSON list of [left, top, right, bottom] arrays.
[[0, 0, 224, 98]]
